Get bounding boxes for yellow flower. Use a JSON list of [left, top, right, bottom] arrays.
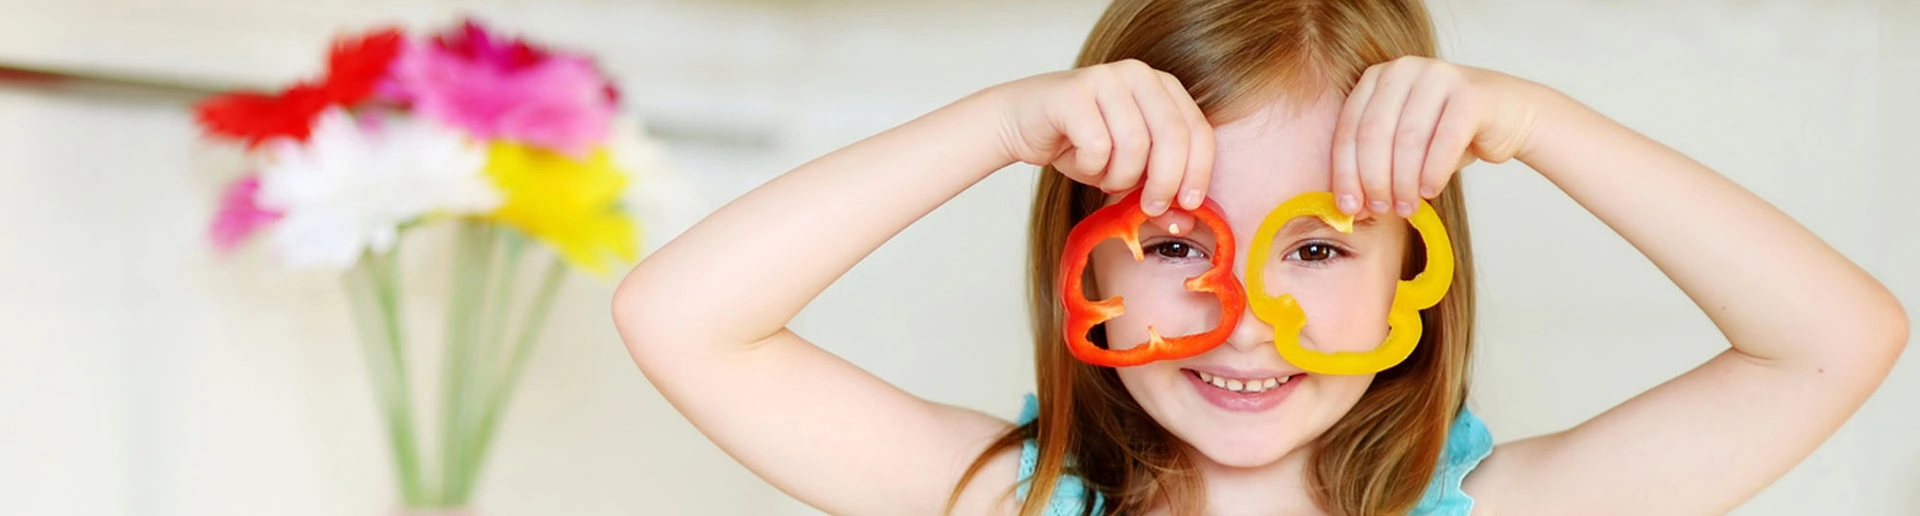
[[482, 142, 639, 276]]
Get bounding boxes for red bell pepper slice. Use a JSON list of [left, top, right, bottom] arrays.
[[1058, 190, 1246, 367]]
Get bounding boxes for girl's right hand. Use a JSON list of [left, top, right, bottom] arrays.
[[992, 59, 1216, 218]]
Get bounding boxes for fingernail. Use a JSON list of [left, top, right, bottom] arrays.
[[1420, 187, 1436, 199], [1396, 201, 1415, 218], [1180, 190, 1204, 209], [1338, 195, 1360, 214], [1369, 200, 1390, 214], [1168, 222, 1182, 235], [1144, 200, 1169, 216]]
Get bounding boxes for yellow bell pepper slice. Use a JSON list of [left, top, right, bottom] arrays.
[[1245, 192, 1454, 375]]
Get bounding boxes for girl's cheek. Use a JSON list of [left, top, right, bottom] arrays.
[[1098, 269, 1221, 350], [1290, 271, 1397, 352]]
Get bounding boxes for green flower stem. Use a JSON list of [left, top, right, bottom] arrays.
[[336, 220, 580, 508], [348, 221, 575, 507], [442, 228, 528, 504], [482, 233, 527, 384], [346, 250, 428, 505], [439, 222, 494, 505], [455, 256, 566, 503]]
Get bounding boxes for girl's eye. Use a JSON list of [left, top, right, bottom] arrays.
[[1147, 241, 1208, 261], [1289, 242, 1342, 262]]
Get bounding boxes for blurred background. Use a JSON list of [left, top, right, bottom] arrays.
[[1, 0, 1915, 514]]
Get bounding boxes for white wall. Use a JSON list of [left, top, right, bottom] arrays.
[[0, 0, 1913, 515], [1439, 2, 1918, 513]]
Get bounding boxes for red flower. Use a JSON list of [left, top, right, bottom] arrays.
[[192, 27, 404, 148], [193, 82, 330, 148], [321, 27, 404, 105]]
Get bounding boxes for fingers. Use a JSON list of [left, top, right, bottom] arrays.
[[1422, 97, 1477, 201], [1335, 57, 1469, 218], [1161, 72, 1214, 212], [1091, 73, 1152, 194], [1354, 60, 1424, 217], [1051, 82, 1113, 185], [1130, 69, 1191, 216], [1056, 60, 1213, 225], [1331, 65, 1380, 216], [1393, 66, 1446, 216]]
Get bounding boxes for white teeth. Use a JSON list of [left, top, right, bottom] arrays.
[[1192, 370, 1296, 394]]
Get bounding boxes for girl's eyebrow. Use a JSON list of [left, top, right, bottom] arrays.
[[1274, 214, 1377, 239], [1142, 221, 1221, 244]]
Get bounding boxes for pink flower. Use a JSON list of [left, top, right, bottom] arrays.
[[385, 20, 616, 157], [210, 174, 283, 252]]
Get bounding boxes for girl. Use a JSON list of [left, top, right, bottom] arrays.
[[612, 0, 1908, 514]]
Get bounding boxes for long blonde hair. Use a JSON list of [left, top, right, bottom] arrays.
[[950, 0, 1476, 514]]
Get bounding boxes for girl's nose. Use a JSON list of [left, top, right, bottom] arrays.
[[1223, 235, 1272, 353], [1222, 300, 1273, 353]]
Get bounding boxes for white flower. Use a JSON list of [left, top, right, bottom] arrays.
[[257, 108, 500, 269]]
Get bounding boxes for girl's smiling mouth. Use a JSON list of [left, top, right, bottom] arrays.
[[1181, 367, 1307, 412]]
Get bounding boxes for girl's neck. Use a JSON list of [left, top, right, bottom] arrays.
[[1188, 446, 1326, 516]]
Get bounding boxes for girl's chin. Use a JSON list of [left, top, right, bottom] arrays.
[[1182, 435, 1307, 470]]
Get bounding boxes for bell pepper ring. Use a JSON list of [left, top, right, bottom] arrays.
[[1059, 190, 1247, 368], [1244, 192, 1454, 375]]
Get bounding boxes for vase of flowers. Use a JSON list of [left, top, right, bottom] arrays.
[[197, 19, 662, 510]]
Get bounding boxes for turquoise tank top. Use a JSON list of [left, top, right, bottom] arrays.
[[1012, 394, 1494, 515]]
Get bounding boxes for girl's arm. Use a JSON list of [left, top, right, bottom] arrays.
[[612, 60, 1212, 514], [1332, 57, 1908, 515]]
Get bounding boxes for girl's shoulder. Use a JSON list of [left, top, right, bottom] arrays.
[[1011, 394, 1494, 516]]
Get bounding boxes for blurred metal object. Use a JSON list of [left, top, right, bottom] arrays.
[[0, 60, 777, 150], [0, 61, 212, 104]]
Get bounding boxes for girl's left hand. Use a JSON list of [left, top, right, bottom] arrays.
[[1331, 56, 1546, 218]]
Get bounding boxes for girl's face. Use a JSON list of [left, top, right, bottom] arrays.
[[1088, 91, 1409, 469]]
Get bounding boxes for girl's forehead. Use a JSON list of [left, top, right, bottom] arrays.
[[1207, 91, 1343, 227]]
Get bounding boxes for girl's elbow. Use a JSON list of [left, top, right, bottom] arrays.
[[1828, 292, 1908, 382], [1866, 297, 1909, 365], [611, 268, 673, 360]]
